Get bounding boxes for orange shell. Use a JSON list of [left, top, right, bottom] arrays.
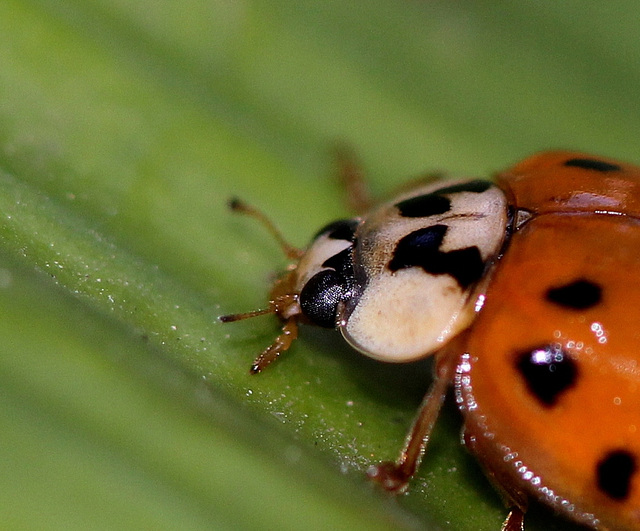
[[496, 150, 640, 217], [461, 154, 640, 530]]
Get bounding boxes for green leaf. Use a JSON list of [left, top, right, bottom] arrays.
[[0, 1, 635, 529]]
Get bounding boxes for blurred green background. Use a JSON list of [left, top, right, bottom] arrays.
[[0, 1, 636, 529]]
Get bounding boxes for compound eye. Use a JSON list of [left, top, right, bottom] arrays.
[[299, 270, 346, 328]]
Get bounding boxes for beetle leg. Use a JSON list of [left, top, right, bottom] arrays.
[[249, 317, 299, 374], [367, 351, 457, 491], [334, 144, 374, 214], [501, 507, 525, 531]]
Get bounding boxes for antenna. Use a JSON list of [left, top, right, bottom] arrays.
[[228, 198, 303, 260]]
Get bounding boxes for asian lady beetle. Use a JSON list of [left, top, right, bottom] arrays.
[[221, 151, 640, 530]]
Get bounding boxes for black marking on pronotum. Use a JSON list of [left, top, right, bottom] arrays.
[[515, 345, 577, 407], [395, 180, 493, 218], [432, 179, 493, 195], [564, 158, 622, 173], [597, 450, 637, 501], [395, 193, 451, 218], [322, 247, 354, 277], [312, 219, 358, 242], [388, 225, 485, 289], [546, 279, 603, 310]]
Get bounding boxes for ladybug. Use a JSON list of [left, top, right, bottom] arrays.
[[221, 151, 640, 530]]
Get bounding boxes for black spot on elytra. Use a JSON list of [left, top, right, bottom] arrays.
[[564, 158, 622, 173], [516, 345, 577, 407], [546, 279, 602, 310], [312, 219, 358, 242], [395, 180, 492, 218], [388, 225, 485, 289], [597, 450, 636, 501]]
